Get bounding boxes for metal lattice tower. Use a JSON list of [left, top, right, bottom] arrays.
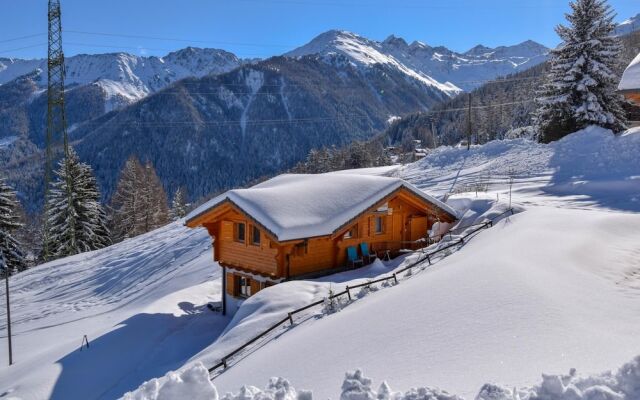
[[43, 0, 69, 260], [46, 0, 69, 176]]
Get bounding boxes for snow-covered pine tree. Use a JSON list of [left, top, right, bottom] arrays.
[[0, 178, 27, 275], [44, 147, 111, 259], [170, 187, 188, 221], [535, 0, 627, 142]]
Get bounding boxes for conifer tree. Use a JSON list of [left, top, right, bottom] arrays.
[[43, 147, 111, 259], [0, 178, 27, 275], [140, 161, 170, 232], [535, 0, 627, 142], [170, 187, 189, 221], [110, 156, 145, 240], [110, 157, 169, 241]]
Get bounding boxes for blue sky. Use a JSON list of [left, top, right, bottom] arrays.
[[1, 0, 637, 59]]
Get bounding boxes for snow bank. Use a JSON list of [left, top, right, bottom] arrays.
[[123, 363, 218, 400], [124, 355, 640, 400], [123, 362, 306, 400], [619, 52, 640, 91]]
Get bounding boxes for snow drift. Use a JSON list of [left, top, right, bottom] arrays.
[[123, 354, 640, 400]]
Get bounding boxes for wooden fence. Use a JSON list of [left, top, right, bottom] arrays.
[[208, 208, 516, 377]]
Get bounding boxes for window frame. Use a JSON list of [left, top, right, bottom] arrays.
[[374, 216, 385, 234], [237, 276, 252, 298], [343, 224, 358, 240], [251, 225, 261, 246], [234, 222, 246, 243]]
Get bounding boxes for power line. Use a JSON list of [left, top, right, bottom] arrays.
[[164, 75, 545, 90], [0, 33, 46, 44], [64, 30, 297, 49], [73, 114, 372, 127], [430, 99, 535, 114], [62, 99, 536, 128], [0, 43, 46, 55], [3, 97, 537, 169], [231, 0, 568, 9], [63, 42, 269, 58]]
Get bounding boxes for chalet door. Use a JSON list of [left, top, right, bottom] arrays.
[[403, 217, 412, 244]]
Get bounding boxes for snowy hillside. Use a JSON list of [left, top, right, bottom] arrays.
[[0, 47, 242, 110], [0, 222, 226, 399], [1, 127, 639, 400], [286, 30, 549, 91]]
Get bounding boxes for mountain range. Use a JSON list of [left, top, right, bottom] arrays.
[[615, 13, 640, 36], [286, 30, 549, 92], [1, 17, 637, 212], [0, 47, 243, 111]]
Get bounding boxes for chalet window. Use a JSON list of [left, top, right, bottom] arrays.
[[234, 222, 246, 243], [237, 276, 252, 298], [343, 224, 358, 239], [375, 216, 385, 234], [251, 225, 261, 246]]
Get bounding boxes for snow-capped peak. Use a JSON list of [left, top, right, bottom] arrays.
[[382, 34, 409, 48], [464, 44, 494, 56], [0, 48, 244, 110], [615, 13, 640, 36], [287, 30, 548, 92], [286, 30, 462, 96]]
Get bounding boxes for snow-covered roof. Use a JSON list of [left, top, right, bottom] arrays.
[[619, 52, 640, 91], [186, 173, 457, 242]]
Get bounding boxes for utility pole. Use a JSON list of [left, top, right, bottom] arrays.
[[466, 92, 472, 151], [1, 241, 12, 366], [43, 0, 70, 260], [430, 117, 438, 148]]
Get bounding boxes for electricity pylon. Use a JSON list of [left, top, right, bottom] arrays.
[[43, 0, 69, 260]]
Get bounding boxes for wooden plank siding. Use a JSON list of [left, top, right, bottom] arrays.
[[214, 209, 279, 277]]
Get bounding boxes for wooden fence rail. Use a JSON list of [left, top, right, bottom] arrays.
[[208, 208, 515, 377]]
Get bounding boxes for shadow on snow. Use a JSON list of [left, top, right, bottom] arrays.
[[50, 302, 227, 400]]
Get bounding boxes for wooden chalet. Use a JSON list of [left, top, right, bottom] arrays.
[[619, 52, 640, 125], [185, 173, 457, 315]]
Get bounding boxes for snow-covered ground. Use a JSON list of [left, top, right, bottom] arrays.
[[1, 126, 639, 400], [0, 223, 226, 399]]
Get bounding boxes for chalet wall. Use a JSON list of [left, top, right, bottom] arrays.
[[289, 237, 335, 277], [216, 210, 279, 276]]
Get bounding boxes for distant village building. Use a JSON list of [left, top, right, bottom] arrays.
[[186, 173, 457, 315], [619, 52, 640, 125]]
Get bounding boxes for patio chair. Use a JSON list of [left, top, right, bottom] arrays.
[[347, 246, 364, 268], [360, 242, 377, 263]]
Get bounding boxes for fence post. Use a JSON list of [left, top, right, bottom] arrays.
[[345, 285, 351, 301], [392, 273, 398, 284], [288, 312, 293, 325], [222, 358, 227, 369]]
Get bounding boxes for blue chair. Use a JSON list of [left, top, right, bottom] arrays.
[[347, 246, 363, 268], [360, 242, 377, 263]]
